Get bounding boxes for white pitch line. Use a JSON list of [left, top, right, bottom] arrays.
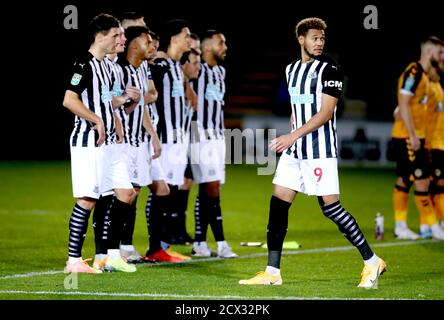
[[0, 239, 438, 280], [0, 290, 413, 300]]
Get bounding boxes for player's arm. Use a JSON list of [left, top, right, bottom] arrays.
[[114, 111, 124, 144], [144, 79, 158, 105], [64, 62, 105, 146], [112, 86, 141, 114], [270, 95, 337, 153], [185, 81, 198, 111], [398, 94, 420, 150], [63, 90, 105, 146], [143, 105, 161, 159]]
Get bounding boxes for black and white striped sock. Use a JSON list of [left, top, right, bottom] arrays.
[[68, 203, 91, 258], [321, 201, 374, 260]]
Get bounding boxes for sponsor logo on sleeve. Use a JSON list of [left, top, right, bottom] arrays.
[[70, 73, 82, 86]]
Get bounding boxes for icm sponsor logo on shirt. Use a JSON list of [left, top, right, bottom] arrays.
[[101, 85, 113, 103], [112, 83, 124, 97], [172, 81, 185, 98], [205, 84, 224, 101], [324, 80, 343, 90], [288, 88, 314, 104]]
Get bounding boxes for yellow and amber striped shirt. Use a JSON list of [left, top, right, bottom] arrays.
[[426, 81, 444, 150], [392, 62, 430, 139]]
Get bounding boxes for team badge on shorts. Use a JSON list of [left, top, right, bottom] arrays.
[[435, 169, 442, 178], [93, 185, 99, 193], [167, 172, 173, 179], [208, 169, 216, 176], [414, 168, 423, 178], [70, 73, 82, 86]]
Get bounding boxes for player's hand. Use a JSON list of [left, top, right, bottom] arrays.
[[408, 134, 420, 151], [151, 135, 161, 159], [115, 118, 124, 144], [269, 133, 295, 153], [93, 119, 106, 146], [125, 86, 141, 104]]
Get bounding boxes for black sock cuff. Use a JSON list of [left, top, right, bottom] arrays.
[[414, 191, 429, 196], [322, 200, 341, 211], [74, 203, 91, 214]]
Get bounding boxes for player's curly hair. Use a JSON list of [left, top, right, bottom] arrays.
[[295, 17, 327, 38]]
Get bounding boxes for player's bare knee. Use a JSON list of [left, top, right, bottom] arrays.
[[77, 198, 96, 210], [115, 188, 136, 204], [319, 195, 339, 208], [414, 179, 430, 192], [205, 181, 220, 197]]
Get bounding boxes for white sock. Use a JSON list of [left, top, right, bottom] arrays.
[[364, 254, 378, 266], [194, 241, 207, 248], [420, 224, 430, 233], [217, 240, 228, 251], [395, 221, 407, 229], [107, 249, 120, 258], [120, 244, 135, 252], [68, 257, 81, 265], [265, 266, 280, 276], [95, 254, 107, 261], [431, 224, 442, 233]]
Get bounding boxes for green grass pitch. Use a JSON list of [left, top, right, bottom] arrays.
[[0, 161, 443, 300]]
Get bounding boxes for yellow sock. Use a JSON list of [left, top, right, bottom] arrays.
[[393, 186, 409, 222], [414, 191, 438, 226], [433, 193, 444, 221]]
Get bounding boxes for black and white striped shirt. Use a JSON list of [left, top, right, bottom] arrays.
[[116, 58, 150, 147], [67, 52, 116, 147], [285, 57, 343, 159], [150, 58, 186, 144], [191, 63, 226, 141]]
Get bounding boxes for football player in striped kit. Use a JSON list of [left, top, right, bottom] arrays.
[[189, 30, 238, 258], [143, 19, 193, 262], [239, 17, 385, 288], [63, 14, 139, 273]]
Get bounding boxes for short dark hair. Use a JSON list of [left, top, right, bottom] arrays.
[[202, 29, 222, 42], [124, 26, 150, 51], [421, 35, 444, 47], [88, 13, 120, 45], [190, 33, 200, 41], [149, 30, 160, 41], [159, 19, 189, 51], [180, 48, 200, 65], [120, 12, 144, 21], [295, 17, 327, 37]]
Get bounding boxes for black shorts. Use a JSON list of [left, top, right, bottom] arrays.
[[430, 149, 444, 179], [391, 138, 430, 182]]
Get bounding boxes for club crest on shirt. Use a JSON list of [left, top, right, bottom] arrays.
[[308, 71, 318, 79], [70, 73, 82, 86]]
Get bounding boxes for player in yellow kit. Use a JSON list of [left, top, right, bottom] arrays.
[[391, 36, 444, 240], [426, 50, 444, 231]]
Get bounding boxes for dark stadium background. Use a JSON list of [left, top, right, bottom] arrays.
[[3, 0, 442, 160]]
